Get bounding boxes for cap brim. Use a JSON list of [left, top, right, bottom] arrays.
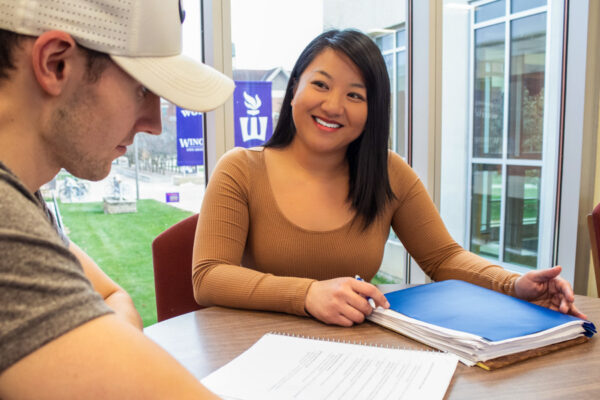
[[111, 54, 234, 112]]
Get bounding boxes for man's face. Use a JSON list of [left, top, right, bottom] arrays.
[[43, 52, 162, 181]]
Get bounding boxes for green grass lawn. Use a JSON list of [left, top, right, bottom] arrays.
[[370, 274, 396, 285], [59, 199, 193, 327], [59, 198, 399, 327]]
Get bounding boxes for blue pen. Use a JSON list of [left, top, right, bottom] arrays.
[[355, 275, 376, 308]]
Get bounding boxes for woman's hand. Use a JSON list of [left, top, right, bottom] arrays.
[[304, 277, 390, 326], [514, 266, 587, 320]]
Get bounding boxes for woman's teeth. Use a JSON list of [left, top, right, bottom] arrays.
[[315, 117, 341, 129]]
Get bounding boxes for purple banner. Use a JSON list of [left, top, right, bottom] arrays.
[[165, 192, 180, 203], [234, 81, 273, 148], [176, 107, 204, 166]]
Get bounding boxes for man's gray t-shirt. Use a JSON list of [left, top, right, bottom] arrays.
[[0, 163, 111, 373]]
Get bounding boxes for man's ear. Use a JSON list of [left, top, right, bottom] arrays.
[[31, 31, 79, 96]]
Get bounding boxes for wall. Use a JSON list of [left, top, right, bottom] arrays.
[[589, 98, 600, 297], [439, 1, 470, 246], [582, 0, 600, 296]]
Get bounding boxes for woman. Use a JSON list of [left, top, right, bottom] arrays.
[[192, 29, 584, 326]]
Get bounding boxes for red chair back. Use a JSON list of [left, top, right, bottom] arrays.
[[152, 214, 203, 322], [587, 203, 600, 296]]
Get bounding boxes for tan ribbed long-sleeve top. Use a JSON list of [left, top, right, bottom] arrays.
[[192, 147, 519, 316]]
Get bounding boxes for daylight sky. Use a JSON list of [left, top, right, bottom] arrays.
[[181, 0, 324, 71]]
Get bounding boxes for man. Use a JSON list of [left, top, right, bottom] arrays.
[[0, 0, 234, 398]]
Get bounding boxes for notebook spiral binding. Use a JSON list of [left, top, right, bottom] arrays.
[[268, 331, 441, 353]]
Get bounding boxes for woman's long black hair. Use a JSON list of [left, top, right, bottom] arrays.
[[264, 29, 394, 229]]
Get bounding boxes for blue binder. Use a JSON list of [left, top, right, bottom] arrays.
[[384, 280, 596, 342]]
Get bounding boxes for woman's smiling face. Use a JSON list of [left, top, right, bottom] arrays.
[[290, 48, 368, 157]]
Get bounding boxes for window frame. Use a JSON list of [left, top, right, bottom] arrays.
[[465, 0, 556, 274], [434, 0, 599, 291], [374, 27, 408, 155], [201, 0, 235, 181]]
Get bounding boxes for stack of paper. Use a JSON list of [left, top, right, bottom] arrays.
[[368, 280, 596, 368], [201, 333, 459, 400]]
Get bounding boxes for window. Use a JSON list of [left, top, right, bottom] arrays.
[[220, 0, 597, 290], [441, 0, 561, 273], [373, 27, 409, 282], [375, 28, 408, 156], [54, 0, 207, 326], [229, 0, 409, 283]]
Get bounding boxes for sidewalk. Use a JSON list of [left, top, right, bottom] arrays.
[[56, 166, 205, 214]]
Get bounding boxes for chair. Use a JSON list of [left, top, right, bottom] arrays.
[[587, 203, 600, 296], [152, 214, 203, 322]]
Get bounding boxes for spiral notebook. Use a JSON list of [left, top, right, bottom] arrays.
[[200, 332, 458, 400]]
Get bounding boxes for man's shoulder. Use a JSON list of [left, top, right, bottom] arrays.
[[0, 170, 37, 217], [0, 170, 110, 375], [0, 170, 60, 243]]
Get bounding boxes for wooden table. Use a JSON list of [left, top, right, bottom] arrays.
[[145, 292, 599, 399]]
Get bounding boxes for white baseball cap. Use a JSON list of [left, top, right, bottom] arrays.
[[0, 0, 234, 112]]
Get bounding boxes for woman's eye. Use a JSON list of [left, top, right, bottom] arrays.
[[312, 81, 328, 90], [348, 92, 366, 101]]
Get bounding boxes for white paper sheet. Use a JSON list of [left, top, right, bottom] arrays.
[[201, 333, 458, 400]]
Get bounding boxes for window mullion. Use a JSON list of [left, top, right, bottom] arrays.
[[500, 6, 511, 265], [467, 2, 475, 249]]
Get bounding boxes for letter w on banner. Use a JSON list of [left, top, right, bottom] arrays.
[[176, 107, 204, 166], [234, 81, 273, 148]]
